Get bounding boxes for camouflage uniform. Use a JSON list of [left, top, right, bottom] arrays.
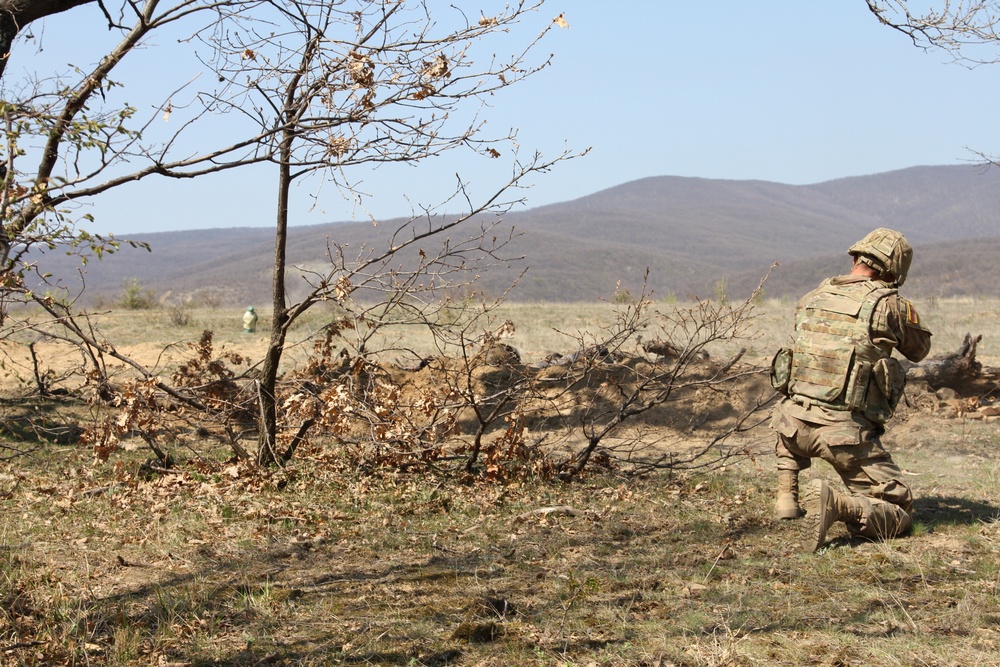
[[771, 273, 931, 542]]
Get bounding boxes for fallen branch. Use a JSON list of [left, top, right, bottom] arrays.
[[909, 332, 998, 396]]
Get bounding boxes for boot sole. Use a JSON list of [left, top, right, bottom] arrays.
[[799, 479, 833, 552]]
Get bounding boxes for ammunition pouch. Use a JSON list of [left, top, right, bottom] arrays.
[[844, 352, 869, 412], [844, 357, 906, 424], [770, 347, 793, 396], [867, 357, 906, 422]]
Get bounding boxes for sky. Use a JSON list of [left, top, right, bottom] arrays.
[[9, 1, 1000, 235]]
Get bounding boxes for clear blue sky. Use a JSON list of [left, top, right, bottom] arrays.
[[12, 1, 1000, 235]]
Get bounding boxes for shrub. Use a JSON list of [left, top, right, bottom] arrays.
[[168, 304, 191, 326], [118, 278, 156, 310]]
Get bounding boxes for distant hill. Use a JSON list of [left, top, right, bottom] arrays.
[[33, 164, 1000, 305]]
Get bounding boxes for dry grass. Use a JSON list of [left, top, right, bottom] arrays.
[[0, 297, 998, 665], [1, 436, 998, 666], [5, 294, 992, 388]]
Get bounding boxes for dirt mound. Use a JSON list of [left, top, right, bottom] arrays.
[[372, 347, 776, 466]]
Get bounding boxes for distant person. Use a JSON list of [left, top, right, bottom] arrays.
[[768, 228, 931, 551], [243, 306, 258, 334]]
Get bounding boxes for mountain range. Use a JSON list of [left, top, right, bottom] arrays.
[[34, 164, 1000, 306]]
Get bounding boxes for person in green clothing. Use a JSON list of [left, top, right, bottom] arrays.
[[242, 306, 258, 334]]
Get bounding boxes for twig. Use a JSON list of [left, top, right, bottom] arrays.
[[514, 506, 588, 522], [2, 640, 46, 652], [704, 542, 731, 583]]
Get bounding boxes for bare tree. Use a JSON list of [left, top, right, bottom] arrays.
[[864, 1, 1000, 163], [0, 1, 577, 467], [0, 1, 282, 298], [182, 0, 573, 464], [0, 0, 276, 464], [866, 0, 1000, 64]]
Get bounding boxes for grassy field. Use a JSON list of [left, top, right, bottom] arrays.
[[11, 293, 993, 372], [0, 297, 998, 665]]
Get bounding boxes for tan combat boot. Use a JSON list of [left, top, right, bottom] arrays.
[[775, 470, 803, 519], [799, 479, 865, 552]]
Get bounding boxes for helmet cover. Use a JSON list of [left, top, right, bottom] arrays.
[[848, 228, 912, 286]]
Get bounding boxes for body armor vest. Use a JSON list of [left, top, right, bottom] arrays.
[[788, 279, 901, 423]]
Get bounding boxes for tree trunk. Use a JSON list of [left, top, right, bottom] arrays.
[[255, 131, 293, 466], [253, 33, 322, 466]]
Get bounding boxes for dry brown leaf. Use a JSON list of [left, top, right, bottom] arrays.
[[553, 13, 570, 29], [422, 54, 450, 79]]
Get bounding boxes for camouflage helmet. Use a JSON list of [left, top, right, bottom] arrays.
[[848, 228, 913, 286]]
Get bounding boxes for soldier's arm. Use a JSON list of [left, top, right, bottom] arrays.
[[871, 294, 932, 363], [889, 295, 932, 362]]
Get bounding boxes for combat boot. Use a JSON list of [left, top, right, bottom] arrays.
[[799, 479, 865, 552], [775, 470, 803, 519]]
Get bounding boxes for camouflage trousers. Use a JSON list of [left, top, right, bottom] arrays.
[[771, 399, 912, 540]]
